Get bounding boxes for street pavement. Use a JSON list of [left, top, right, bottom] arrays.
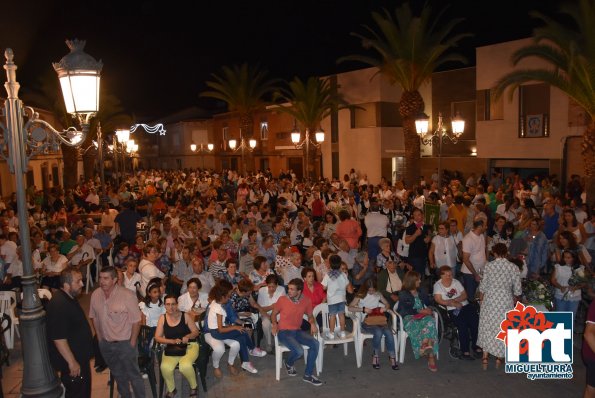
[[1, 290, 586, 397]]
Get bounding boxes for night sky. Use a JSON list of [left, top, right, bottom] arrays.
[[0, 0, 561, 121]]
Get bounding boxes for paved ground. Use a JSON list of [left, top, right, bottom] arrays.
[[1, 290, 586, 397]]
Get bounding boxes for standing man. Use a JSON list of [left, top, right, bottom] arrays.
[[89, 266, 145, 398], [271, 278, 322, 386], [46, 267, 94, 398], [462, 220, 487, 302], [364, 202, 389, 264], [114, 201, 141, 245], [404, 208, 432, 277]]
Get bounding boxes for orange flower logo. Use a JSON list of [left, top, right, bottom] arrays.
[[496, 302, 553, 354]]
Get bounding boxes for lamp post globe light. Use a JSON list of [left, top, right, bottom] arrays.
[[290, 119, 324, 181], [228, 133, 256, 176], [190, 142, 214, 169], [415, 112, 465, 187], [0, 40, 101, 397]]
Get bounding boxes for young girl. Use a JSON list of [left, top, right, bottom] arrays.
[[321, 254, 350, 339], [139, 280, 166, 339], [551, 250, 586, 317]]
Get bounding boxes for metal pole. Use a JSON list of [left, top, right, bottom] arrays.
[[97, 122, 106, 199], [241, 141, 246, 176], [112, 135, 118, 185], [4, 50, 62, 398], [304, 129, 310, 181]]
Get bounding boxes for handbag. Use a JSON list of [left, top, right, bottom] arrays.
[[363, 308, 388, 326], [164, 343, 188, 356], [396, 230, 409, 258]]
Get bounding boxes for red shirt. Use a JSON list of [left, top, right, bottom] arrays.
[[274, 295, 313, 331], [311, 199, 325, 217], [583, 300, 595, 362], [302, 281, 326, 308]]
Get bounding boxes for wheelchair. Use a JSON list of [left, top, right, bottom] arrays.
[[432, 304, 462, 359]]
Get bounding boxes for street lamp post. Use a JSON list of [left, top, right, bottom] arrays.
[[115, 128, 130, 181], [415, 112, 465, 187], [190, 142, 214, 169], [0, 40, 101, 397], [96, 121, 106, 199], [229, 136, 256, 176], [291, 120, 325, 181]]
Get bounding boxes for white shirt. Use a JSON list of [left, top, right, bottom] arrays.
[[207, 301, 227, 330], [432, 235, 458, 269], [256, 286, 286, 314], [462, 231, 487, 275], [68, 243, 96, 266], [433, 279, 468, 310], [139, 301, 165, 327], [364, 212, 389, 238], [1, 241, 18, 264], [321, 272, 349, 305], [123, 272, 142, 293], [178, 291, 209, 312], [7, 259, 23, 277], [181, 271, 216, 295], [138, 259, 165, 297], [42, 255, 69, 273]]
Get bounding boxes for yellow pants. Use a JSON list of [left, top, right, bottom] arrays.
[[160, 342, 199, 393]]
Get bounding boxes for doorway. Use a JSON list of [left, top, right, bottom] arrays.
[[288, 157, 303, 180]]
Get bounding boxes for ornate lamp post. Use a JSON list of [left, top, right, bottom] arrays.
[[229, 135, 256, 176], [115, 128, 130, 181], [190, 142, 214, 169], [291, 119, 324, 181], [0, 39, 101, 397], [415, 112, 465, 187]]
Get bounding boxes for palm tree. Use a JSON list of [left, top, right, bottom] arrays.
[[339, 3, 470, 187], [275, 76, 349, 179], [201, 63, 278, 139], [493, 0, 595, 206]]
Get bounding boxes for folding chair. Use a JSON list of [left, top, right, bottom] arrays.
[[0, 292, 19, 350], [393, 302, 439, 363], [312, 303, 357, 373]]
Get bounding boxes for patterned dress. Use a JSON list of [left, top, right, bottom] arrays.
[[403, 297, 439, 359], [477, 257, 522, 358]]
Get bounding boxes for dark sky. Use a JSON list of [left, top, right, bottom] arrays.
[[0, 0, 561, 121]]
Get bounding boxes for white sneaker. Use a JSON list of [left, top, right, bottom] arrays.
[[241, 362, 258, 374], [325, 331, 335, 340], [249, 347, 267, 357], [338, 330, 347, 339]]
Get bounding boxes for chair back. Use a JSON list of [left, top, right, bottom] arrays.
[[0, 291, 16, 315], [312, 303, 329, 332], [38, 289, 52, 300]]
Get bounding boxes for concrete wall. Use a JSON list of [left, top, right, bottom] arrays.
[[475, 38, 569, 160]]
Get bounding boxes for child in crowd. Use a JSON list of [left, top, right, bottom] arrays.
[[321, 254, 350, 339]]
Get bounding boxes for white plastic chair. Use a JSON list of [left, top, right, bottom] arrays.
[[0, 291, 19, 349], [274, 333, 319, 381], [352, 308, 399, 367], [313, 303, 357, 373], [85, 260, 95, 294], [393, 302, 439, 363]]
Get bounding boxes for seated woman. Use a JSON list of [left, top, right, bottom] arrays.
[[206, 283, 264, 375], [178, 278, 209, 321], [376, 237, 398, 271], [397, 271, 439, 372], [218, 258, 244, 287], [433, 266, 480, 360], [348, 278, 398, 370], [376, 260, 403, 309], [256, 274, 286, 353], [154, 295, 200, 398]]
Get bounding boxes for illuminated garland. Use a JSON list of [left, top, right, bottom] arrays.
[[130, 123, 166, 136]]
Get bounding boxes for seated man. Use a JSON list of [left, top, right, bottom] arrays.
[[272, 278, 323, 386]]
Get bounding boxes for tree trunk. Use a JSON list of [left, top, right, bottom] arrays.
[[398, 91, 425, 188], [61, 145, 78, 189], [582, 122, 595, 208]]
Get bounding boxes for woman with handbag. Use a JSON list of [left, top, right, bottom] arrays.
[[397, 271, 439, 372], [348, 278, 398, 370], [154, 295, 200, 398]]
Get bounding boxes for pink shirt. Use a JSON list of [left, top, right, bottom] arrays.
[[274, 295, 313, 331], [89, 285, 141, 342], [336, 219, 362, 249]]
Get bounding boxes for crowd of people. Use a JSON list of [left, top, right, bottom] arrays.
[[1, 167, 594, 397]]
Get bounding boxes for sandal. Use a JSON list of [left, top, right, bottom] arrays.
[[390, 356, 400, 370], [427, 358, 438, 372], [189, 388, 198, 397], [372, 355, 380, 369], [165, 389, 177, 398]]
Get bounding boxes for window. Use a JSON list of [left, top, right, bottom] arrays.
[[260, 120, 269, 140], [519, 84, 550, 138], [222, 125, 229, 141], [476, 89, 504, 121]]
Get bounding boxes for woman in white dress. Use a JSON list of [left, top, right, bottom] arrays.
[[477, 243, 522, 370]]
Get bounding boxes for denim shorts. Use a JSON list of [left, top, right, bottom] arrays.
[[328, 302, 345, 315]]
